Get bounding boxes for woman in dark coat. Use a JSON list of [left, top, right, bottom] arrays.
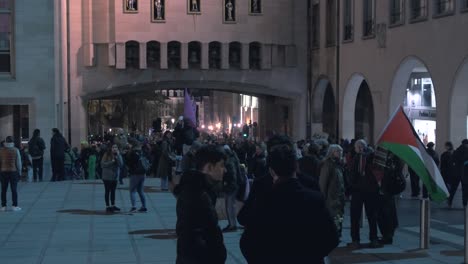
[[157, 131, 176, 191]]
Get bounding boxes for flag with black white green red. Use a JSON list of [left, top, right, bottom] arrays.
[[377, 106, 449, 202]]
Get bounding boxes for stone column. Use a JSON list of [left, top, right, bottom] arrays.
[[139, 42, 147, 69], [261, 44, 272, 69], [221, 43, 229, 69], [241, 43, 249, 70], [116, 43, 126, 69], [160, 42, 168, 69], [181, 42, 189, 69], [201, 43, 209, 70]]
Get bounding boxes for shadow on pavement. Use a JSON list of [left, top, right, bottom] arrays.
[[117, 186, 168, 193], [57, 209, 127, 216], [440, 250, 463, 256], [129, 229, 177, 240], [330, 247, 428, 263]]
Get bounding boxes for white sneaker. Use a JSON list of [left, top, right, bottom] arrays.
[[12, 206, 21, 212], [0, 206, 6, 212]]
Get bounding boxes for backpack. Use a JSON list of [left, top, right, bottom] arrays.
[[28, 139, 42, 157], [135, 152, 151, 175]]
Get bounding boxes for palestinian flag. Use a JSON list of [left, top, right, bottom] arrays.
[[377, 106, 449, 202]]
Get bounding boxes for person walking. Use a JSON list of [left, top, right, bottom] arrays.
[[50, 128, 69, 182], [0, 136, 22, 212], [441, 142, 455, 199], [174, 145, 227, 264], [126, 141, 148, 213], [451, 139, 468, 207], [319, 144, 345, 238], [28, 129, 46, 182], [101, 144, 123, 213]]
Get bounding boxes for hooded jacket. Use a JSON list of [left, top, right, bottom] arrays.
[[0, 143, 22, 173], [174, 170, 226, 264]]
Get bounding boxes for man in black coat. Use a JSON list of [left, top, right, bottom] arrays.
[[174, 145, 227, 264], [245, 144, 339, 264], [50, 128, 69, 182]]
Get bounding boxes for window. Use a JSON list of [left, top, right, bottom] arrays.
[[125, 41, 139, 68], [147, 41, 160, 68], [343, 0, 353, 41], [433, 0, 454, 16], [209, 42, 221, 69], [410, 0, 428, 20], [363, 0, 375, 37], [462, 0, 468, 11], [390, 0, 405, 25], [326, 0, 336, 46], [188, 41, 201, 69], [249, 42, 261, 70], [229, 42, 241, 69], [311, 3, 320, 48], [0, 0, 12, 74], [168, 41, 181, 69]]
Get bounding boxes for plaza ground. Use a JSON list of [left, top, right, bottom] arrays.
[[1, 177, 467, 264]]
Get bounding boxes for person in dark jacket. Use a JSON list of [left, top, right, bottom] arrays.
[[423, 142, 439, 198], [50, 128, 69, 182], [246, 144, 338, 264], [125, 141, 148, 213], [248, 143, 267, 179], [450, 139, 468, 207], [441, 142, 455, 189], [174, 145, 227, 264], [28, 129, 46, 182], [348, 139, 381, 249]]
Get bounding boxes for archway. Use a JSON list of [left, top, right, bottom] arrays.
[[342, 73, 368, 141], [312, 78, 336, 138], [354, 81, 374, 143], [390, 57, 437, 145], [450, 57, 468, 142]]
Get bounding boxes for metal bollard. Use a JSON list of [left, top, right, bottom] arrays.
[[464, 206, 468, 264], [419, 198, 430, 249]]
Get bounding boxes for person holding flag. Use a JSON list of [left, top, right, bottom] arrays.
[[376, 106, 449, 203]]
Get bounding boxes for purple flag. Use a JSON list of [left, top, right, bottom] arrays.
[[184, 88, 197, 127]]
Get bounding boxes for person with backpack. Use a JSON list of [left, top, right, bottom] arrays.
[[28, 129, 46, 182], [157, 131, 176, 191], [125, 140, 149, 213]]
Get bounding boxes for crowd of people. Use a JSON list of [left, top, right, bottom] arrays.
[[1, 119, 468, 263]]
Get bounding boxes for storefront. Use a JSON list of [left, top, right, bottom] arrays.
[[404, 74, 437, 144]]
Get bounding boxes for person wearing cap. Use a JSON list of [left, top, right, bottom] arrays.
[[0, 136, 22, 212]]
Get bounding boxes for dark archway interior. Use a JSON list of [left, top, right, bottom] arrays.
[[322, 83, 336, 138], [355, 81, 374, 143]]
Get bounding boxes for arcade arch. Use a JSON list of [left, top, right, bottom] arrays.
[[450, 57, 468, 142]]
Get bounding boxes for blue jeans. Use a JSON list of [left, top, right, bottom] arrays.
[[129, 175, 146, 208], [1, 172, 19, 207]]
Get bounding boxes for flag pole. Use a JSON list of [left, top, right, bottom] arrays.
[[419, 198, 430, 249]]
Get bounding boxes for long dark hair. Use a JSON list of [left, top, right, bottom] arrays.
[[102, 145, 114, 161]]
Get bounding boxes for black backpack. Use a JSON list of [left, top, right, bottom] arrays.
[[134, 152, 151, 175]]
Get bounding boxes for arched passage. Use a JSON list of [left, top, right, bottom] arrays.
[[355, 81, 374, 143], [450, 57, 468, 142], [342, 73, 366, 141], [312, 78, 336, 137], [390, 56, 437, 144]]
